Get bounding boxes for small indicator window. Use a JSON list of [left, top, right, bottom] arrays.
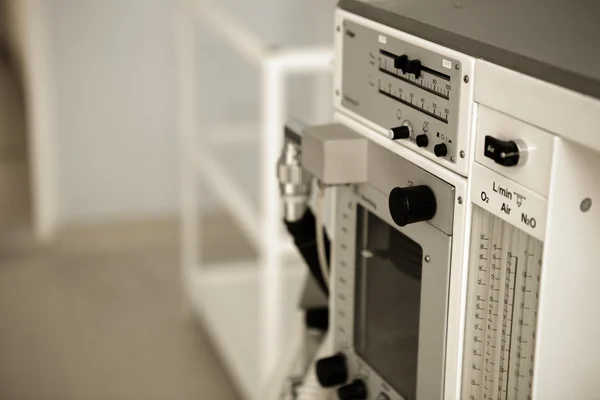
[[443, 59, 452, 69], [378, 34, 387, 44]]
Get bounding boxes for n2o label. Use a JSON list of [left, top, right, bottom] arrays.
[[471, 163, 547, 241]]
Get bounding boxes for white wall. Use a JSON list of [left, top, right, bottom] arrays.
[[34, 0, 335, 226], [48, 0, 180, 224]]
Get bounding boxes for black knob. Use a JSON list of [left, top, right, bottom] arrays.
[[394, 54, 409, 73], [388, 126, 410, 140], [484, 135, 521, 166], [416, 134, 429, 147], [338, 379, 368, 400], [389, 186, 437, 227], [434, 143, 448, 157], [315, 353, 348, 388], [406, 59, 422, 78]]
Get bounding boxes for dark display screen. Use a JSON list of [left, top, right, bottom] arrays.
[[354, 206, 423, 400]]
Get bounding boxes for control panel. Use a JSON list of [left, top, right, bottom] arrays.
[[310, 129, 456, 399], [462, 107, 556, 400], [296, 5, 600, 400], [336, 11, 476, 175], [475, 105, 556, 198]]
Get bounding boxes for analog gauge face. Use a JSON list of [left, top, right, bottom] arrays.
[[341, 18, 466, 166]]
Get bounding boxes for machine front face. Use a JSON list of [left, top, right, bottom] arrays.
[[298, 3, 600, 400], [335, 10, 476, 176], [300, 4, 597, 399], [332, 167, 453, 400], [323, 11, 471, 397]]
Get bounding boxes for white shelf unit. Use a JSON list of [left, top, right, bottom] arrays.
[[177, 0, 334, 399]]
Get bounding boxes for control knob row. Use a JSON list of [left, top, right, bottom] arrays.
[[389, 124, 448, 157]]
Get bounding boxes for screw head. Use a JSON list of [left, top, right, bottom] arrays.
[[458, 196, 463, 204], [455, 63, 460, 70], [424, 255, 431, 263], [450, 156, 456, 162], [460, 150, 465, 158], [463, 75, 470, 83], [335, 89, 340, 96], [581, 198, 592, 212]]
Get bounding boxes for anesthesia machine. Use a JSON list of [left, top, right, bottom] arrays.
[[277, 1, 600, 399]]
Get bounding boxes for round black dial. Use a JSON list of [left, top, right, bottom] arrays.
[[338, 379, 368, 400], [388, 126, 410, 140], [389, 185, 437, 227], [416, 134, 429, 147], [315, 353, 348, 388], [434, 143, 448, 157]]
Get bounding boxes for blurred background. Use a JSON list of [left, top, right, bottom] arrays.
[[0, 0, 336, 399]]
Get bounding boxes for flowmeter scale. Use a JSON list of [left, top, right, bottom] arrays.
[[462, 206, 543, 400]]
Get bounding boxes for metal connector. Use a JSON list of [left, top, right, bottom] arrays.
[[278, 121, 313, 222]]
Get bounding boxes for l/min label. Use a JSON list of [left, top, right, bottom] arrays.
[[471, 163, 547, 242]]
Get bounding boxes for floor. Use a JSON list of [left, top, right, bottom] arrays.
[[0, 25, 248, 400], [0, 216, 246, 400]]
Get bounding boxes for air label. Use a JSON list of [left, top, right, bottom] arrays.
[[471, 163, 547, 241]]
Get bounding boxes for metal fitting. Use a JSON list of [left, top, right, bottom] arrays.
[[278, 124, 313, 222]]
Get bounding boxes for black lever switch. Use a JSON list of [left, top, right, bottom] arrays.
[[484, 135, 521, 167], [394, 54, 409, 73], [406, 59, 422, 78]]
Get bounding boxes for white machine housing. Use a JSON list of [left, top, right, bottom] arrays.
[[322, 5, 600, 400]]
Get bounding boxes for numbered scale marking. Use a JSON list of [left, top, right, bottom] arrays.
[[462, 206, 543, 400], [378, 49, 452, 99], [378, 81, 449, 124], [377, 54, 451, 125]]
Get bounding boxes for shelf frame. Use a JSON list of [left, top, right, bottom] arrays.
[[177, 0, 333, 398], [188, 261, 307, 399]]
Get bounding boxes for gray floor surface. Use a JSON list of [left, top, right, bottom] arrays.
[[0, 217, 246, 400]]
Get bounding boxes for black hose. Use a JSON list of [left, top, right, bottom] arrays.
[[283, 209, 331, 296]]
